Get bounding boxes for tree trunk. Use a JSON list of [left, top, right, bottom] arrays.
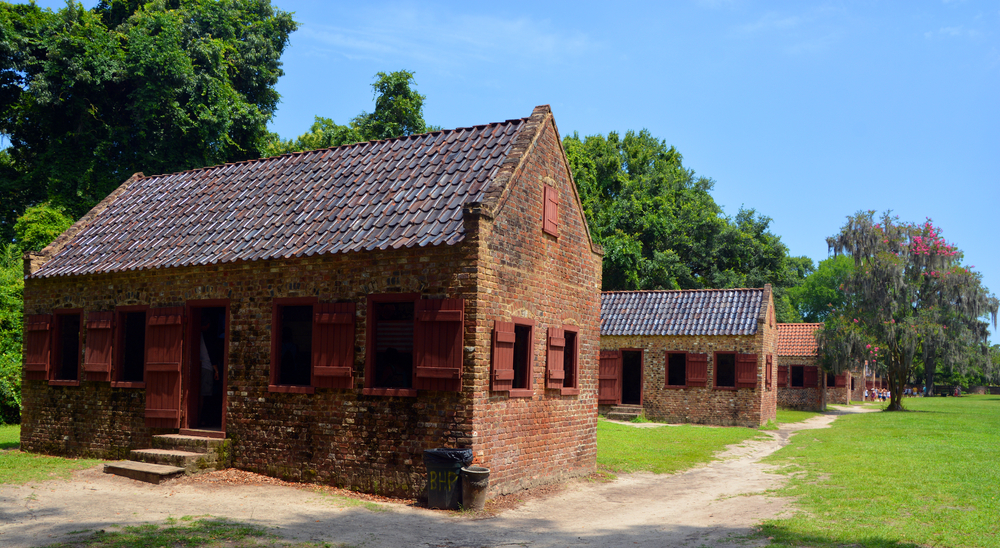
[[886, 354, 905, 411], [924, 350, 936, 396]]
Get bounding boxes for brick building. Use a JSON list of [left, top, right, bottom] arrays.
[[597, 287, 778, 428], [776, 323, 850, 410], [20, 105, 603, 498]]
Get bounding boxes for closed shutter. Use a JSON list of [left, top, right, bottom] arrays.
[[543, 184, 559, 237], [686, 352, 708, 387], [414, 298, 464, 391], [83, 311, 114, 382], [778, 365, 788, 386], [835, 373, 847, 387], [24, 314, 52, 381], [804, 365, 819, 388], [736, 353, 758, 388], [145, 307, 183, 428], [765, 354, 773, 387], [312, 302, 355, 389], [492, 321, 515, 391], [546, 327, 565, 389], [598, 350, 621, 404]]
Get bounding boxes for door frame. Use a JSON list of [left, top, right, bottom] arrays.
[[184, 299, 230, 432], [619, 348, 644, 406]]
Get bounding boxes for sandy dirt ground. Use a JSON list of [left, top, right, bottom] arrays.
[[0, 408, 874, 548]]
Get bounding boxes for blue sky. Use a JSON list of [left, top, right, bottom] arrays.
[[35, 1, 1000, 339]]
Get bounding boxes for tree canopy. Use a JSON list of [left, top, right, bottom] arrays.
[[0, 0, 297, 239], [818, 211, 998, 409], [265, 70, 436, 156], [786, 255, 853, 323], [564, 129, 808, 321]]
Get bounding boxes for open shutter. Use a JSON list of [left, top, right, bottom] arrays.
[[546, 327, 565, 389], [686, 352, 708, 387], [835, 373, 847, 387], [736, 353, 758, 388], [24, 314, 52, 381], [778, 365, 788, 386], [312, 302, 355, 389], [492, 321, 515, 391], [543, 184, 559, 237], [765, 354, 773, 387], [83, 311, 114, 382], [598, 350, 621, 404], [414, 298, 464, 391], [145, 307, 183, 428], [804, 365, 819, 388]]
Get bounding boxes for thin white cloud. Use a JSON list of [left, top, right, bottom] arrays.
[[924, 25, 982, 39]]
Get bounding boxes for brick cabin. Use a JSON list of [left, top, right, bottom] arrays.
[[597, 287, 778, 428], [776, 323, 851, 409], [19, 105, 603, 498]]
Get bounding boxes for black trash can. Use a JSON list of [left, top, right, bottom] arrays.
[[423, 448, 473, 510]]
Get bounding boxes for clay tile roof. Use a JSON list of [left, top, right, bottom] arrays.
[[31, 108, 550, 278], [777, 323, 823, 356], [600, 289, 764, 336]]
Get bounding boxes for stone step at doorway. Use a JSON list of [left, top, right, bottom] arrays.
[[103, 432, 230, 484], [606, 404, 644, 421]]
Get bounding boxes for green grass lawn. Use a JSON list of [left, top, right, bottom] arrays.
[[775, 409, 824, 424], [0, 424, 103, 484], [757, 395, 1000, 548], [596, 418, 764, 475]]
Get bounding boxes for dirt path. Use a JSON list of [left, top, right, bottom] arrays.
[[0, 409, 873, 548]]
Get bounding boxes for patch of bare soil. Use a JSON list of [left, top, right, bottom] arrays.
[[0, 411, 865, 548]]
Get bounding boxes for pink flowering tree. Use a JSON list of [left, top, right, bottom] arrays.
[[821, 211, 997, 411]]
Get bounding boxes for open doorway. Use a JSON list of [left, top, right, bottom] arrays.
[[621, 349, 643, 405], [188, 305, 227, 431]]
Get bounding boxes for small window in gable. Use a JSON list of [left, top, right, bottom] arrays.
[[666, 353, 686, 387], [543, 184, 559, 237]]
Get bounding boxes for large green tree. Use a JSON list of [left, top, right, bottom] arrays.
[[0, 0, 297, 238], [821, 211, 997, 410], [564, 129, 807, 320], [787, 255, 853, 323]]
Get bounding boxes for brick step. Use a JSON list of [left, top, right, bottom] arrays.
[[152, 433, 226, 453], [131, 448, 217, 473], [606, 405, 644, 421], [104, 461, 185, 484]]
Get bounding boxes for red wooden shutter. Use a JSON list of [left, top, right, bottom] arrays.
[[598, 350, 621, 404], [145, 307, 183, 428], [543, 184, 559, 237], [83, 311, 114, 382], [778, 365, 788, 386], [492, 321, 515, 391], [765, 354, 773, 387], [546, 327, 565, 389], [24, 314, 52, 381], [686, 352, 708, 387], [414, 298, 464, 391], [804, 365, 819, 388], [736, 353, 758, 388], [835, 373, 847, 387], [312, 302, 355, 389]]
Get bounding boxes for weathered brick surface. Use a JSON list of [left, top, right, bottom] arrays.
[[824, 370, 852, 405], [598, 292, 778, 428], [21, 110, 602, 499], [776, 354, 824, 411]]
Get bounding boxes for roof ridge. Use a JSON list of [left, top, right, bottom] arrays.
[[139, 117, 532, 181]]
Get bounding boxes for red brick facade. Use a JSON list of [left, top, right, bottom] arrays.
[[776, 354, 826, 411], [20, 107, 602, 498]]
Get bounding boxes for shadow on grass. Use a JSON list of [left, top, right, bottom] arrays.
[[42, 517, 291, 548], [1, 440, 20, 450], [754, 523, 926, 548]]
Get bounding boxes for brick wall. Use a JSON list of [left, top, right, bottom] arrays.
[[776, 354, 824, 411], [824, 370, 851, 405], [21, 109, 602, 499]]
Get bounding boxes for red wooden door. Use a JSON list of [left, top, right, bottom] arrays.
[[145, 307, 184, 428], [598, 350, 621, 404]]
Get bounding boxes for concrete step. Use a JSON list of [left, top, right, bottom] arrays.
[[607, 405, 644, 421], [131, 448, 217, 473], [104, 461, 185, 484], [179, 428, 225, 439], [152, 434, 225, 453]]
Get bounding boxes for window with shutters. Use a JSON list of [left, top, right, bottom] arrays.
[[777, 364, 788, 386], [826, 372, 835, 388], [413, 298, 464, 392], [83, 311, 114, 382], [665, 353, 686, 388], [491, 317, 534, 398], [561, 327, 578, 395], [366, 295, 416, 394], [546, 325, 579, 395], [714, 352, 736, 388], [765, 354, 773, 390], [23, 314, 52, 381], [313, 302, 356, 390], [542, 183, 559, 237], [686, 353, 708, 387], [735, 353, 758, 388], [804, 365, 819, 388], [270, 298, 316, 393], [51, 310, 82, 385], [114, 307, 147, 386], [791, 365, 804, 387]]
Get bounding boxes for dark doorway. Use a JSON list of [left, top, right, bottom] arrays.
[[621, 350, 643, 405], [189, 305, 227, 430]]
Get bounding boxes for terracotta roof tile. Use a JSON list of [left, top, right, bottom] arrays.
[[601, 289, 764, 336], [32, 111, 540, 278], [777, 323, 823, 356]]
